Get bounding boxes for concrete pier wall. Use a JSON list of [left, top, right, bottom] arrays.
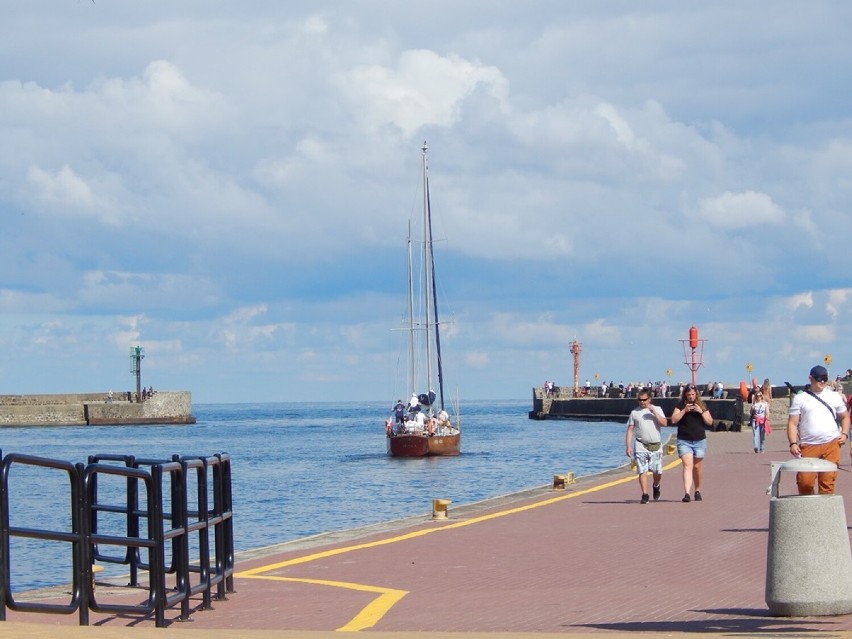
[[0, 391, 195, 426], [530, 389, 744, 429], [530, 384, 812, 431]]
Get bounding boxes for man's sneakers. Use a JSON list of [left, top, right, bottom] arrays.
[[682, 490, 703, 503], [641, 485, 662, 504]]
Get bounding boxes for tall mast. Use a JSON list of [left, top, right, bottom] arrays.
[[422, 142, 434, 411], [422, 141, 446, 412], [406, 220, 416, 396]]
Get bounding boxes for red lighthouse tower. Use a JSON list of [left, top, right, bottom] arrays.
[[679, 326, 705, 387]]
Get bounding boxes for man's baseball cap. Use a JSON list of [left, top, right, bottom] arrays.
[[809, 365, 829, 381]]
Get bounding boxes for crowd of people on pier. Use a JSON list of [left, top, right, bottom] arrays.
[[543, 379, 723, 399]]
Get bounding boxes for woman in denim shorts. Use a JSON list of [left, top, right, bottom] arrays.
[[671, 384, 714, 502]]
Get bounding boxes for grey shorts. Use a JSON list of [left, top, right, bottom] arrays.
[[634, 448, 663, 474]]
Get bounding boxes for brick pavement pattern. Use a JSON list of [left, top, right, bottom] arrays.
[[5, 424, 852, 637]]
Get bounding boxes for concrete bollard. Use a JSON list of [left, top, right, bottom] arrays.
[[765, 458, 852, 616]]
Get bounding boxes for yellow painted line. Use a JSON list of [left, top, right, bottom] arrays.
[[238, 574, 407, 632], [239, 458, 681, 575], [236, 457, 682, 631]]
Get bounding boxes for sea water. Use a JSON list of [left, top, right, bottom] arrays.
[[0, 400, 626, 591]]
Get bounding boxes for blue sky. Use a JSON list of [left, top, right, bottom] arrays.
[[1, 2, 851, 403]]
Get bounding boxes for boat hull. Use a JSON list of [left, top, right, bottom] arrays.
[[387, 432, 461, 457]]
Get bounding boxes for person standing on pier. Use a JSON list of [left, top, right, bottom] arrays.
[[671, 384, 713, 502], [787, 365, 849, 494], [750, 391, 770, 453], [625, 388, 667, 504]]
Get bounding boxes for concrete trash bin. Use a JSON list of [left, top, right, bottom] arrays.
[[765, 458, 852, 616]]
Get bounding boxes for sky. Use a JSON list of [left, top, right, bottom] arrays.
[[1, 2, 851, 404]]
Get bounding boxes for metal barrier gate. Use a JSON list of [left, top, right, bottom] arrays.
[[0, 450, 234, 627]]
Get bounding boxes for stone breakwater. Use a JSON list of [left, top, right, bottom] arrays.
[[530, 386, 795, 432], [0, 391, 195, 426]]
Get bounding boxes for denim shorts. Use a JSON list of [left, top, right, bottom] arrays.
[[676, 438, 707, 459]]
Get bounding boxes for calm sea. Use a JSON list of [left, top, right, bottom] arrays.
[[1, 400, 626, 591]]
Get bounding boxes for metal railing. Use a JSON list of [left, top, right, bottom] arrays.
[[0, 449, 234, 627]]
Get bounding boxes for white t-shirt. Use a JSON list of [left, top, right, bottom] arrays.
[[627, 406, 664, 449], [789, 388, 848, 445], [413, 412, 426, 430]]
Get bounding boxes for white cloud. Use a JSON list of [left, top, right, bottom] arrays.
[[794, 324, 835, 343], [786, 292, 814, 312], [99, 60, 226, 132], [109, 315, 146, 350], [465, 352, 489, 368], [26, 165, 126, 225], [581, 319, 621, 344], [693, 191, 786, 230], [827, 289, 851, 320], [335, 49, 508, 137], [28, 164, 93, 207]]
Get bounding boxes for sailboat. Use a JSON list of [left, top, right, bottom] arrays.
[[385, 142, 461, 457]]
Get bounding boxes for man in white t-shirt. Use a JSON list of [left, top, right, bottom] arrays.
[[787, 364, 850, 494], [626, 388, 668, 504]]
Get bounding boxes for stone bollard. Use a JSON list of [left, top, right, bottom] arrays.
[[765, 458, 852, 616]]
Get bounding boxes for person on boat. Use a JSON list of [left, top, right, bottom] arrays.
[[435, 408, 452, 433], [408, 393, 419, 411], [412, 409, 426, 432], [426, 416, 436, 434], [396, 415, 410, 434], [393, 399, 406, 424]]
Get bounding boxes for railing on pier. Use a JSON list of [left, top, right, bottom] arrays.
[[0, 449, 234, 627]]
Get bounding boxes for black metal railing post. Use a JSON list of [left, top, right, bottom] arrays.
[[0, 450, 233, 627], [0, 454, 85, 622]]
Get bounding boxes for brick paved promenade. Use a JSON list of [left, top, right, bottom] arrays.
[[4, 424, 852, 638]]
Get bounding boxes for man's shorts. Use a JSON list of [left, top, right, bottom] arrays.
[[634, 448, 663, 475]]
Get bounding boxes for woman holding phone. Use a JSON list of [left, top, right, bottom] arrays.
[[671, 384, 714, 502]]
